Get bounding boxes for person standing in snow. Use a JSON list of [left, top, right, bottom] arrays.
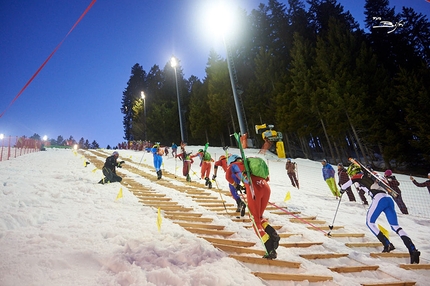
[[171, 142, 178, 157], [212, 154, 245, 215], [384, 170, 408, 214], [410, 173, 430, 194], [98, 151, 124, 184], [145, 143, 163, 180], [225, 155, 280, 259], [340, 167, 420, 264], [337, 163, 355, 202], [285, 158, 299, 188], [321, 159, 340, 198], [191, 148, 214, 188]]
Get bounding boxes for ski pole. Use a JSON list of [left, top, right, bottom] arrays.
[[328, 194, 343, 237], [137, 151, 146, 168], [213, 180, 229, 214]]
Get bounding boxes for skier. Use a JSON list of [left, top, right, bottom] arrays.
[[384, 170, 408, 214], [145, 143, 163, 180], [212, 154, 245, 215], [321, 159, 340, 198], [171, 142, 178, 157], [346, 163, 369, 205], [98, 151, 124, 184], [225, 155, 280, 259], [410, 173, 430, 194], [285, 158, 299, 188], [176, 144, 193, 182], [340, 166, 420, 264], [337, 163, 356, 202], [191, 148, 214, 188]]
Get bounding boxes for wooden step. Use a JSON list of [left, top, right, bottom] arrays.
[[212, 243, 265, 256], [199, 236, 256, 247], [279, 242, 323, 248], [329, 265, 379, 273], [184, 228, 234, 237], [139, 201, 178, 206], [133, 192, 166, 197], [399, 264, 430, 270], [279, 233, 300, 238], [157, 206, 194, 211], [291, 219, 326, 224], [137, 196, 171, 201], [175, 222, 225, 230], [290, 216, 317, 221], [329, 233, 365, 237], [345, 242, 382, 248], [271, 211, 301, 215], [313, 226, 343, 230], [231, 218, 251, 223], [300, 253, 349, 259], [194, 199, 226, 203], [252, 272, 332, 282], [370, 252, 410, 258], [243, 225, 283, 230], [163, 211, 202, 217], [167, 216, 213, 223], [229, 254, 301, 268], [201, 203, 235, 207], [361, 281, 416, 286]]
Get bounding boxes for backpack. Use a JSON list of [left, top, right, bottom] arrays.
[[203, 151, 211, 161], [247, 157, 269, 179]]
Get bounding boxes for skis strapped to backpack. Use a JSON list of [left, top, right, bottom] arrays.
[[233, 133, 256, 199], [348, 158, 398, 198]]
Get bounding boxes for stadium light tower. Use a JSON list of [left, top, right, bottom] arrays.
[[170, 56, 185, 143]]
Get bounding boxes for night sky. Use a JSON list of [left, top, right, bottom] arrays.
[[1, 0, 428, 147]]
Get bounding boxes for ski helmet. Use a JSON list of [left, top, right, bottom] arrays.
[[198, 149, 203, 152], [227, 154, 241, 166], [112, 151, 119, 157], [287, 158, 291, 162], [384, 169, 392, 177]]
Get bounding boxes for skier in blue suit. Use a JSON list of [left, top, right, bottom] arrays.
[[146, 143, 163, 179]]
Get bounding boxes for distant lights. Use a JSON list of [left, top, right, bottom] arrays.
[[43, 135, 48, 141], [73, 144, 78, 150], [0, 134, 4, 140]]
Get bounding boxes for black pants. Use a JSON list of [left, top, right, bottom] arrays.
[[102, 167, 122, 183]]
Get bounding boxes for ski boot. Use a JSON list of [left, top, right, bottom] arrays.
[[205, 177, 212, 188], [401, 235, 420, 264], [376, 231, 394, 253], [262, 234, 277, 260], [186, 174, 191, 182], [157, 170, 162, 180]]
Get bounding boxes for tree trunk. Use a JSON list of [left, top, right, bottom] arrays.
[[318, 113, 335, 161], [346, 111, 368, 165]]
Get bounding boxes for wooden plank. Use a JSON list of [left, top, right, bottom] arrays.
[[133, 192, 166, 197], [184, 228, 235, 237], [243, 225, 283, 230], [280, 242, 323, 248], [329, 233, 365, 237], [231, 218, 251, 223], [201, 203, 235, 207], [399, 264, 430, 270], [166, 216, 213, 223], [212, 243, 266, 256], [313, 226, 343, 230], [271, 211, 302, 215], [252, 272, 332, 282], [157, 206, 194, 211], [279, 233, 300, 238], [137, 197, 172, 201], [345, 242, 382, 248], [175, 222, 225, 230], [199, 236, 256, 247], [329, 265, 379, 273], [291, 219, 326, 224], [361, 281, 416, 286], [300, 253, 349, 259], [195, 199, 227, 203], [290, 216, 317, 221], [229, 254, 301, 268], [139, 201, 178, 205], [370, 252, 410, 258], [163, 211, 202, 217]]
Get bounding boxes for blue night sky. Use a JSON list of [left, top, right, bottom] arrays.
[[1, 0, 429, 147]]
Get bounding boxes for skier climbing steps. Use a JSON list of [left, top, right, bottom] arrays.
[[83, 149, 422, 285]]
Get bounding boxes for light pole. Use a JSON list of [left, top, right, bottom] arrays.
[[170, 56, 185, 144], [141, 91, 147, 141]]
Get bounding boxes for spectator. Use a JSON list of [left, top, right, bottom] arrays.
[[321, 159, 340, 198], [410, 173, 430, 194], [285, 158, 299, 188]]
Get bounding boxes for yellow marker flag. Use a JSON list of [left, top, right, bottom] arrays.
[[378, 224, 389, 239], [116, 188, 123, 200], [157, 207, 162, 232], [92, 168, 98, 173], [284, 191, 291, 202]]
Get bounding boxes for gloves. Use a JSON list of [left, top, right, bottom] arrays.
[[118, 161, 125, 168], [235, 183, 246, 194], [340, 188, 346, 194], [212, 174, 216, 180]]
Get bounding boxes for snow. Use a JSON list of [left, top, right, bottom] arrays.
[[0, 146, 429, 286]]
